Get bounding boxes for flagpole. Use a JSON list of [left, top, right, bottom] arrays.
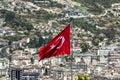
[[70, 17, 74, 80]]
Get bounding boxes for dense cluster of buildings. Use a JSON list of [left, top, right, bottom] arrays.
[[0, 40, 120, 80], [0, 0, 120, 80]]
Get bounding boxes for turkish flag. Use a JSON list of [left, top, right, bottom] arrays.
[[38, 24, 70, 61]]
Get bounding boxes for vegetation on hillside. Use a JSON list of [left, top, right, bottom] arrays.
[[72, 0, 119, 14], [0, 9, 33, 31], [74, 18, 118, 40], [25, 0, 64, 8], [58, 17, 117, 45], [33, 9, 64, 23], [3, 35, 24, 42], [28, 36, 45, 48], [0, 0, 119, 48]]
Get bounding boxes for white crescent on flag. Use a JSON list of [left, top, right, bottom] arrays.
[[50, 36, 65, 49]]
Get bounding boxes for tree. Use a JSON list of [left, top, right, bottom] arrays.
[[80, 42, 89, 53], [78, 75, 84, 80], [5, 11, 15, 22], [30, 57, 34, 64], [9, 48, 13, 53], [92, 38, 99, 46], [77, 74, 89, 80], [44, 68, 48, 75], [7, 54, 12, 62]]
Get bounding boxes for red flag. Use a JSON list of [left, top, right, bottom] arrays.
[[38, 24, 70, 61]]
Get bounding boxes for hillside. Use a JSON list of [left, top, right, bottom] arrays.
[[72, 0, 120, 14], [0, 0, 119, 46]]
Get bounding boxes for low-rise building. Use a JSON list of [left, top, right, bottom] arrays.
[[0, 38, 9, 46]]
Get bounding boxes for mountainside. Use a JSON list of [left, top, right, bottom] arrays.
[[72, 0, 120, 14], [0, 0, 120, 46]]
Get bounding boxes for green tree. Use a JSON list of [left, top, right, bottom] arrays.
[[7, 54, 12, 62], [77, 74, 89, 80], [5, 11, 15, 22], [80, 42, 89, 53], [30, 57, 34, 64], [78, 75, 84, 80], [9, 48, 13, 53], [44, 68, 48, 75], [92, 38, 99, 46]]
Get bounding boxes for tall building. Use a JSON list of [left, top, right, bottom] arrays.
[[10, 68, 23, 80]]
